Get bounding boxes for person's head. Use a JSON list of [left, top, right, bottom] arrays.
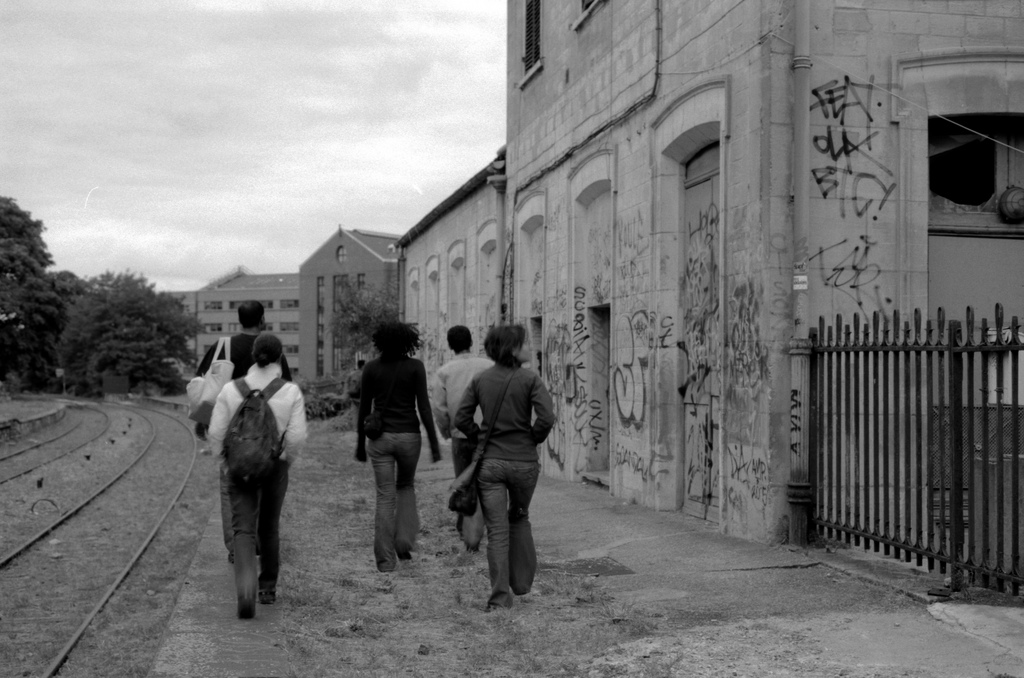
[[447, 325, 473, 354], [371, 321, 421, 360], [237, 300, 265, 330], [252, 333, 282, 368], [484, 324, 530, 367]]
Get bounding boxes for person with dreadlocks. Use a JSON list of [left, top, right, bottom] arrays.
[[355, 321, 441, 572]]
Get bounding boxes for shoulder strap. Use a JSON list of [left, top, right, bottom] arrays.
[[216, 336, 232, 362], [234, 378, 250, 398], [260, 377, 285, 401], [477, 367, 517, 460]]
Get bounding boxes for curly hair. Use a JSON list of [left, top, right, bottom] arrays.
[[484, 324, 527, 367], [372, 321, 422, 360]]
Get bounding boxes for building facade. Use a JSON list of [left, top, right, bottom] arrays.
[[401, 0, 1024, 543], [299, 228, 399, 379], [188, 269, 302, 375], [395, 150, 508, 368]]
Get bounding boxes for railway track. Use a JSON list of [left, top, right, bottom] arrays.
[[0, 400, 198, 678], [0, 404, 112, 484]]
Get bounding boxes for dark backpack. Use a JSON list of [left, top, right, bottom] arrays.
[[223, 378, 286, 485]]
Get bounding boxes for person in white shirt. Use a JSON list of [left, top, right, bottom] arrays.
[[208, 333, 307, 616], [430, 325, 493, 537]]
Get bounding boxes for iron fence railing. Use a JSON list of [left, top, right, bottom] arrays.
[[809, 305, 1023, 594]]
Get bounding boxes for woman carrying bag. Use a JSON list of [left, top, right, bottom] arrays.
[[355, 321, 440, 573], [453, 324, 554, 610]]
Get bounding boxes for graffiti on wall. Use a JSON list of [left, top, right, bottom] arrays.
[[726, 444, 770, 514], [613, 310, 651, 430], [810, 75, 896, 219], [679, 181, 721, 512], [809, 234, 892, 311], [726, 277, 769, 399], [568, 287, 606, 458], [615, 211, 650, 298]]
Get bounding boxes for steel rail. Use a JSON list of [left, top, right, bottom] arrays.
[[0, 402, 155, 569], [40, 404, 199, 678], [0, 404, 112, 484], [0, 410, 84, 462]]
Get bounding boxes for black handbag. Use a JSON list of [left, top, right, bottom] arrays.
[[447, 368, 517, 516], [363, 366, 398, 440]]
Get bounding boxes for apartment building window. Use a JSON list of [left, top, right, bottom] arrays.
[[283, 345, 299, 355], [524, 0, 541, 72], [264, 323, 274, 331], [356, 273, 366, 290], [228, 323, 240, 332], [336, 245, 346, 263], [205, 323, 223, 333], [281, 299, 299, 309], [203, 301, 222, 310], [261, 300, 274, 310], [280, 322, 300, 332], [316, 276, 325, 377], [334, 274, 349, 312]]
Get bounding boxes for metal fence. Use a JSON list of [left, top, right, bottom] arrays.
[[809, 305, 1023, 594]]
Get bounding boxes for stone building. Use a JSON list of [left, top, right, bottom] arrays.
[[401, 0, 1024, 542], [299, 228, 398, 379], [395, 149, 508, 368]]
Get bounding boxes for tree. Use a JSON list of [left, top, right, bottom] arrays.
[[329, 280, 399, 368], [60, 272, 201, 396], [0, 197, 78, 389]]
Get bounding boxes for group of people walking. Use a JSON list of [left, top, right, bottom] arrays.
[[193, 300, 554, 617], [355, 320, 555, 610]]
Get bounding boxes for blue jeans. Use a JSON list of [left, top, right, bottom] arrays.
[[368, 432, 421, 572], [478, 458, 540, 608], [228, 459, 289, 596]]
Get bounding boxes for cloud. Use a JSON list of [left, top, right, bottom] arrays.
[[0, 1, 506, 290]]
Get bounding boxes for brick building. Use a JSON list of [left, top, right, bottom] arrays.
[[399, 1, 1024, 543], [299, 228, 399, 378]]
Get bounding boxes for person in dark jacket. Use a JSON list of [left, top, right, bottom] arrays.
[[355, 321, 440, 572], [195, 300, 293, 563], [453, 324, 554, 610]]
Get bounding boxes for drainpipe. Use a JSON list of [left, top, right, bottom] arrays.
[[397, 247, 406, 323], [487, 172, 507, 326], [787, 0, 813, 546]]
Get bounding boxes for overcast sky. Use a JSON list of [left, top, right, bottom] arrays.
[[0, 0, 507, 291]]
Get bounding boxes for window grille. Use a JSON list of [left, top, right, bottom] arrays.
[[524, 0, 541, 72]]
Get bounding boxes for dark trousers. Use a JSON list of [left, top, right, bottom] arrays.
[[228, 459, 289, 596], [368, 432, 421, 572], [451, 437, 477, 534], [478, 458, 540, 608]]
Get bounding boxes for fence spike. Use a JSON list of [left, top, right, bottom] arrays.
[[938, 307, 946, 344], [853, 314, 861, 347], [872, 311, 880, 345], [914, 308, 922, 346], [996, 303, 1004, 335], [966, 306, 975, 345]]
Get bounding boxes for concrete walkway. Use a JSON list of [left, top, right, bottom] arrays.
[[147, 512, 291, 678], [149, 469, 1024, 677]]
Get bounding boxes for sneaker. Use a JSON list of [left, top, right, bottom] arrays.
[[259, 591, 276, 605]]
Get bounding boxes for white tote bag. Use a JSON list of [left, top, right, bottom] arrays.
[[187, 337, 234, 425]]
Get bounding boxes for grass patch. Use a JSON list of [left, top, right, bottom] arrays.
[[278, 421, 661, 676]]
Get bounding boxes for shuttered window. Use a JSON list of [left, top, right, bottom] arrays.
[[524, 0, 541, 72]]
